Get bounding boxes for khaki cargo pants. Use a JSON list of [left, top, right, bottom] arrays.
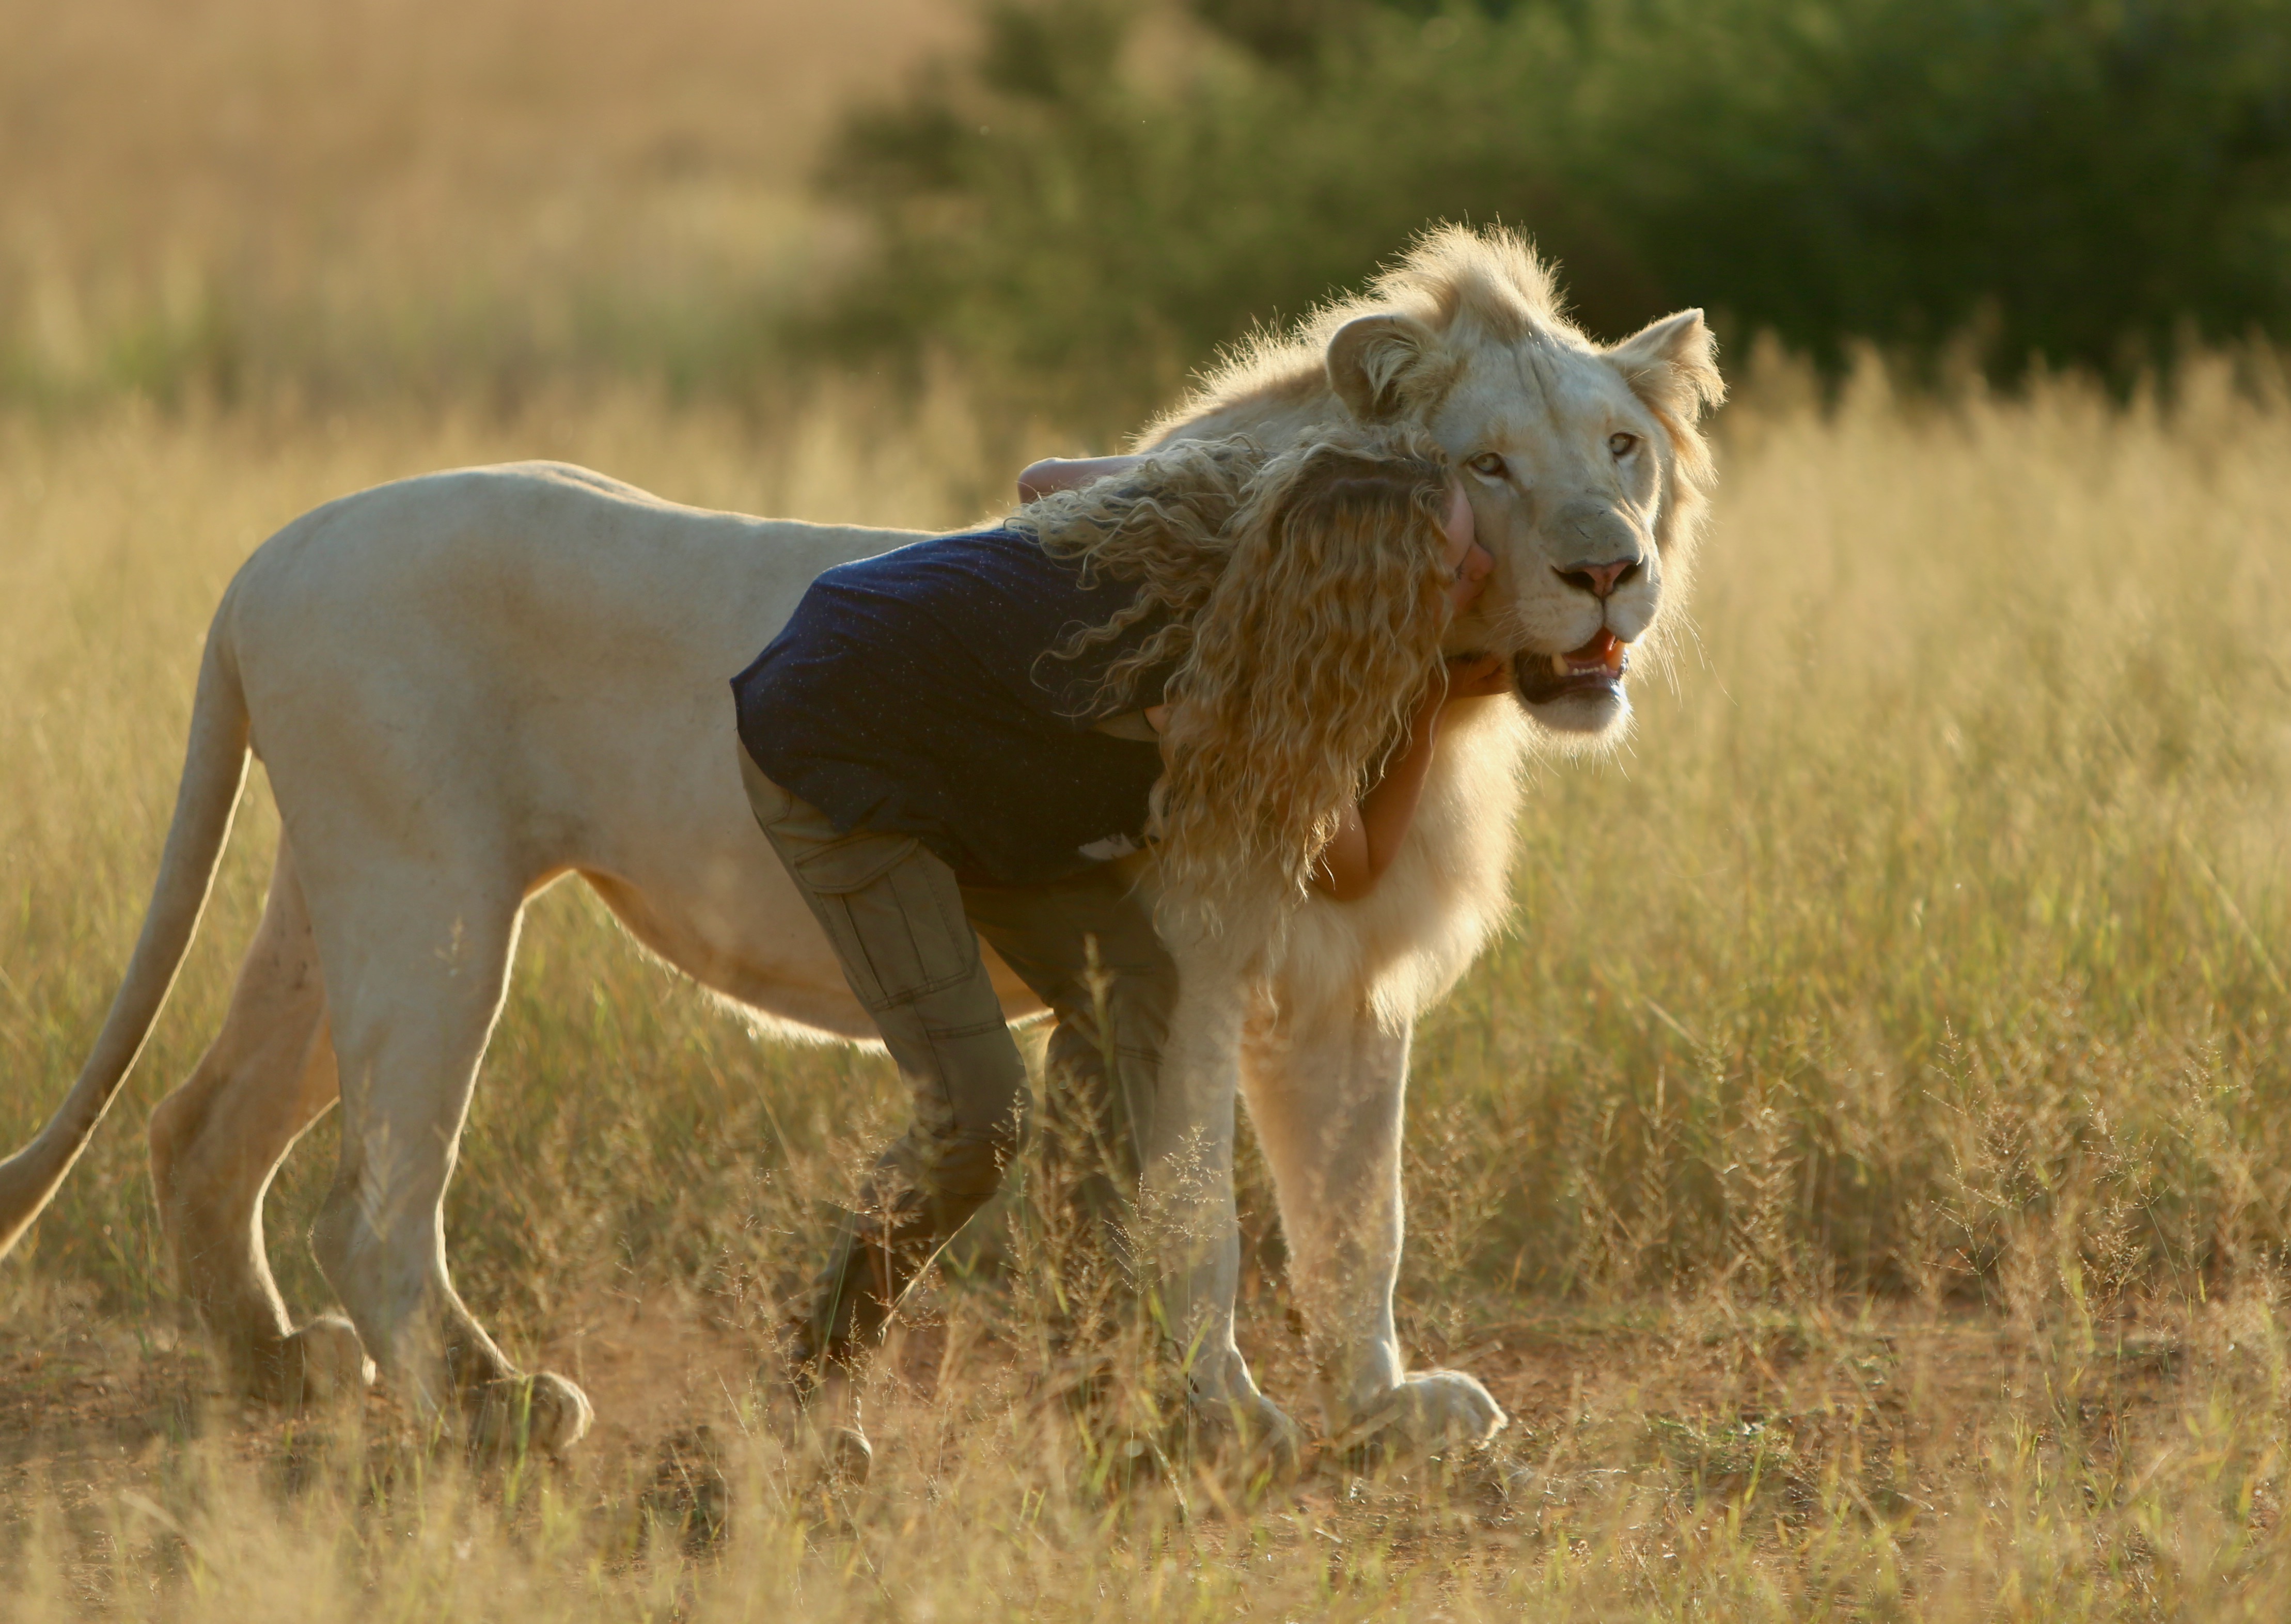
[[740, 745, 1174, 1370]]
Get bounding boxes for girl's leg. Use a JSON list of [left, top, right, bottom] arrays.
[[959, 864, 1176, 1273], [745, 768, 1031, 1371]]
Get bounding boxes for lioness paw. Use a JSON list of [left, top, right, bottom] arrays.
[[276, 1315, 374, 1409], [472, 1370, 593, 1459], [1332, 1369, 1508, 1460], [1189, 1390, 1307, 1482]]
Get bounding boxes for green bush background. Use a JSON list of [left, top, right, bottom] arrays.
[[8, 0, 2286, 422], [816, 0, 2291, 433]]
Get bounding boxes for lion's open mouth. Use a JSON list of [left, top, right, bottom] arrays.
[[1513, 628, 1629, 705]]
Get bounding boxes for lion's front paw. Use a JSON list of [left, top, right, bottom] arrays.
[[281, 1314, 376, 1407], [1189, 1389, 1307, 1482], [1332, 1369, 1508, 1462], [472, 1370, 593, 1459]]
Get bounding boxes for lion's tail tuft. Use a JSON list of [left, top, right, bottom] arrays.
[[0, 608, 251, 1259]]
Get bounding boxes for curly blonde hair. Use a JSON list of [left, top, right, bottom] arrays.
[[1015, 423, 1458, 914]]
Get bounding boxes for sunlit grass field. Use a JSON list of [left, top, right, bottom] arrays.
[[0, 0, 962, 404], [1, 356, 2288, 1617]]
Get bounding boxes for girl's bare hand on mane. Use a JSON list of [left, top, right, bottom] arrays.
[[1017, 454, 1147, 502], [1441, 652, 1512, 700]]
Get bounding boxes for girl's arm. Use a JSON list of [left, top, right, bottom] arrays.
[[1018, 454, 1148, 502], [1311, 656, 1510, 902]]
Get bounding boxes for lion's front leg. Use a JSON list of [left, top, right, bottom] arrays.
[[1241, 1002, 1506, 1457], [1141, 950, 1303, 1472]]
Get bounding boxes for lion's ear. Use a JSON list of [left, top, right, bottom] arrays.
[[1607, 309, 1725, 424], [1326, 312, 1450, 422]]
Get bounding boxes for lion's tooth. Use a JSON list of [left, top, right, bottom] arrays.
[[1551, 652, 1570, 677]]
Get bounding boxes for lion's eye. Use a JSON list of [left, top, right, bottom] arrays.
[[1608, 432, 1638, 457], [1467, 452, 1507, 478]]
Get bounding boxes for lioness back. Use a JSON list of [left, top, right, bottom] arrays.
[[225, 461, 933, 907]]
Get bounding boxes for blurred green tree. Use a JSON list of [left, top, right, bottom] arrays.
[[807, 0, 2291, 433]]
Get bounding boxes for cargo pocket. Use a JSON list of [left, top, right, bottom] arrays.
[[792, 833, 979, 1011]]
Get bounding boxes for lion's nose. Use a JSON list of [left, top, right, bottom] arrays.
[[1555, 559, 1639, 599]]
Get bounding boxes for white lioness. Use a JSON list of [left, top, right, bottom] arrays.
[[0, 228, 1719, 1459]]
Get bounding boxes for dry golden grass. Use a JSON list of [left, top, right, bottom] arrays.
[[0, 0, 966, 400], [1, 359, 2289, 1616]]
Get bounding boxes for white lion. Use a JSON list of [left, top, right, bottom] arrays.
[[0, 228, 1719, 1459]]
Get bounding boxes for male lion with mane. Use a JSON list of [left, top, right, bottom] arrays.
[[0, 228, 1719, 1462]]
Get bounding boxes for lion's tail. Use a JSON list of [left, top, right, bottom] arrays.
[[0, 607, 251, 1260]]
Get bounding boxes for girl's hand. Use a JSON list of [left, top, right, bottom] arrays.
[[1413, 654, 1509, 722], [1440, 653, 1512, 701], [1018, 454, 1148, 502]]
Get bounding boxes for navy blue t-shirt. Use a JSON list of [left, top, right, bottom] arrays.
[[731, 528, 1173, 886]]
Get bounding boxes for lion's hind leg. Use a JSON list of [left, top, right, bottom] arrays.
[[301, 859, 591, 1456], [149, 839, 370, 1408]]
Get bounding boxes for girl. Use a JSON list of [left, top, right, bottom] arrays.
[[729, 423, 1502, 1472]]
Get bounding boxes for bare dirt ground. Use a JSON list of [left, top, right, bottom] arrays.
[[0, 1277, 2203, 1533]]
